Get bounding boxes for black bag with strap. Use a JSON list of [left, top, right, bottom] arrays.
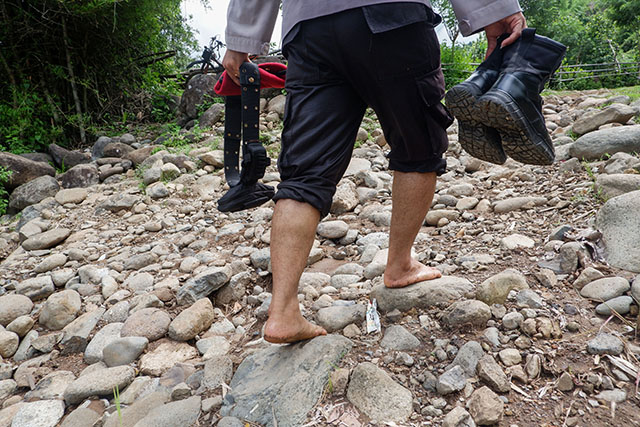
[[217, 62, 275, 212]]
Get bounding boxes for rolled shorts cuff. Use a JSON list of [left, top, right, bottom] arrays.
[[389, 156, 447, 175], [272, 178, 336, 217]]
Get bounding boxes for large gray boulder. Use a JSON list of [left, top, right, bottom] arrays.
[[49, 143, 90, 169], [570, 125, 640, 160], [60, 164, 99, 188], [0, 152, 55, 190], [199, 103, 225, 128], [8, 175, 59, 213], [221, 335, 352, 426], [179, 74, 218, 119], [596, 190, 640, 272], [572, 103, 637, 136]]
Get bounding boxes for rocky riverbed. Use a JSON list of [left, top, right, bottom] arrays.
[[1, 86, 640, 426]]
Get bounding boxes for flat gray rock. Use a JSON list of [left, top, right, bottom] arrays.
[[596, 174, 640, 199], [448, 341, 484, 378], [221, 335, 352, 426], [64, 365, 135, 404], [11, 399, 65, 427], [442, 300, 491, 327], [24, 370, 75, 400], [316, 304, 366, 333], [176, 266, 232, 305], [103, 391, 170, 427], [84, 323, 124, 364], [380, 325, 421, 351], [103, 336, 149, 367], [61, 308, 105, 354], [596, 190, 640, 273], [134, 396, 201, 427], [22, 228, 71, 251], [371, 276, 474, 312], [580, 277, 630, 301], [587, 333, 624, 356], [595, 295, 634, 315], [570, 125, 640, 160], [437, 365, 467, 395], [346, 362, 413, 423]]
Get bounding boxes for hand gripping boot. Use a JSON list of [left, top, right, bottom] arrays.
[[475, 28, 566, 165], [445, 34, 509, 164]]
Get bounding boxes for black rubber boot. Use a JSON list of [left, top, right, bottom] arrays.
[[445, 34, 509, 164], [476, 28, 566, 165]]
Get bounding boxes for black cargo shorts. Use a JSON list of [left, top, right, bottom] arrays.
[[273, 5, 453, 216]]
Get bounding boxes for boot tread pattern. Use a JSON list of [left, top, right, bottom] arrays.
[[445, 85, 506, 165], [476, 90, 554, 165]]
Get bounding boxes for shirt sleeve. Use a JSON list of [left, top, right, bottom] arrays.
[[449, 0, 522, 36], [225, 0, 281, 54]]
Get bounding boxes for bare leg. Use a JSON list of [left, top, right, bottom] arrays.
[[263, 199, 327, 343], [384, 171, 442, 288]]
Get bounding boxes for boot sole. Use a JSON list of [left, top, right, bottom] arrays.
[[476, 90, 554, 165], [445, 84, 506, 165]]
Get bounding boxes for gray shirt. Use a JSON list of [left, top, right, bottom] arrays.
[[226, 0, 522, 54]]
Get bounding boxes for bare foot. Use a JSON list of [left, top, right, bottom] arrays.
[[264, 314, 327, 344], [384, 259, 442, 288]]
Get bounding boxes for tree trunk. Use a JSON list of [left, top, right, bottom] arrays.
[[62, 16, 86, 146]]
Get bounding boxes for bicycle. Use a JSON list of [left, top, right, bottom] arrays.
[[184, 36, 225, 84]]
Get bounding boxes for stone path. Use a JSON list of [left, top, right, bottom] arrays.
[[0, 88, 639, 426]]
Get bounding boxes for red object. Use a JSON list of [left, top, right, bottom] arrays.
[[214, 62, 286, 96]]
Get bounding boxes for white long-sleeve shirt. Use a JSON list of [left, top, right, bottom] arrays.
[[226, 0, 522, 54]]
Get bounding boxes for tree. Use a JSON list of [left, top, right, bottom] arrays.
[[0, 0, 197, 152], [432, 0, 460, 51]]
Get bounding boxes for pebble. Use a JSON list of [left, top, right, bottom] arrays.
[[437, 365, 467, 395], [168, 298, 215, 341], [442, 300, 491, 327], [39, 289, 82, 330], [498, 348, 522, 366], [347, 362, 413, 423], [121, 308, 171, 341], [103, 336, 149, 366], [468, 386, 504, 425], [595, 295, 634, 315], [580, 277, 630, 301], [587, 333, 624, 355]]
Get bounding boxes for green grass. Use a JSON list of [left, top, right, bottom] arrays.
[[113, 385, 123, 427]]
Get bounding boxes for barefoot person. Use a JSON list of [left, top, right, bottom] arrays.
[[222, 0, 526, 344]]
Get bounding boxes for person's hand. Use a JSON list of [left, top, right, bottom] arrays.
[[484, 12, 527, 59], [222, 49, 250, 85]]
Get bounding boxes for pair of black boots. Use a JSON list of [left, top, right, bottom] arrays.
[[445, 28, 566, 165]]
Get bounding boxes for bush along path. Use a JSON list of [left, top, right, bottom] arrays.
[[0, 88, 640, 426]]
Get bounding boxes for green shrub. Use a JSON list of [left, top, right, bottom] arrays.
[[0, 167, 13, 216], [0, 84, 64, 153]]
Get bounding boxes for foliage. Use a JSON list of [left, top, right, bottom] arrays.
[[431, 0, 460, 45], [0, 166, 12, 216], [0, 0, 198, 153], [440, 39, 486, 89], [0, 84, 63, 153]]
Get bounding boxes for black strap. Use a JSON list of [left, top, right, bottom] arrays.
[[218, 62, 275, 212], [223, 95, 241, 187]]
